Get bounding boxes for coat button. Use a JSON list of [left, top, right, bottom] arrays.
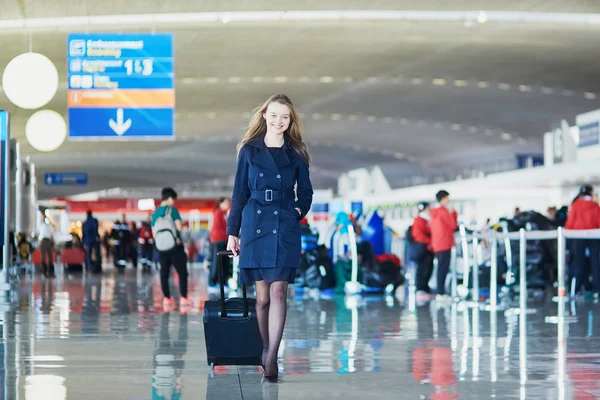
[[256, 229, 261, 234], [274, 211, 278, 215], [257, 210, 261, 214], [277, 174, 281, 179], [273, 230, 277, 234], [259, 173, 264, 177]]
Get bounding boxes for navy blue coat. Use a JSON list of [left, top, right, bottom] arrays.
[[226, 136, 313, 269]]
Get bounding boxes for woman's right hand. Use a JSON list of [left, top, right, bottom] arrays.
[[227, 235, 240, 257]]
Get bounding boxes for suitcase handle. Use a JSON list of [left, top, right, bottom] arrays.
[[217, 250, 248, 318]]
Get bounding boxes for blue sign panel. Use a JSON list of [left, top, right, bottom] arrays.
[[67, 33, 174, 140], [578, 122, 600, 148], [44, 173, 88, 186], [69, 108, 173, 139], [351, 201, 363, 218], [0, 111, 7, 247], [312, 203, 329, 213]]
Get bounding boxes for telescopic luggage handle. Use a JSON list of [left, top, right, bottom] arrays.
[[216, 250, 248, 318]]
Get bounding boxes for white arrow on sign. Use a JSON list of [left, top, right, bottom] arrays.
[[108, 108, 132, 136]]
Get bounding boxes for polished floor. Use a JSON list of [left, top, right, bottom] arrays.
[[0, 264, 598, 400]]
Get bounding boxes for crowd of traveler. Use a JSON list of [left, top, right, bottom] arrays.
[[409, 184, 600, 302]]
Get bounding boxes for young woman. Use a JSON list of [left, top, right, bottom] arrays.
[[226, 94, 313, 382], [209, 197, 231, 287]]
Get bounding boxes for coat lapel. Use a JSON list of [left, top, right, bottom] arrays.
[[250, 136, 279, 172], [275, 140, 292, 169]]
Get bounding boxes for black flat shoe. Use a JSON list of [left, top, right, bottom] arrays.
[[262, 363, 279, 383], [262, 373, 279, 383]]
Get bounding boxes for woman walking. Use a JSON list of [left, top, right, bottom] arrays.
[[226, 94, 313, 382]]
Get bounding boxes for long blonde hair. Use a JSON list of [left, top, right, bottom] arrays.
[[237, 94, 312, 164]]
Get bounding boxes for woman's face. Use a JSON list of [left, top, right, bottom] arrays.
[[220, 199, 230, 211], [263, 102, 291, 135]]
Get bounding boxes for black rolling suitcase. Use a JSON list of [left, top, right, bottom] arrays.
[[203, 250, 263, 367]]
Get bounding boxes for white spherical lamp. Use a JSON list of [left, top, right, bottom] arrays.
[[26, 110, 67, 152], [2, 52, 59, 109]]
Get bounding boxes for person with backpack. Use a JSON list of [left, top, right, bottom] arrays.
[[82, 210, 102, 273], [151, 187, 193, 312], [409, 202, 435, 301]]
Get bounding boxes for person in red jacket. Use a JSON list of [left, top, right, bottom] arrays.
[[209, 197, 230, 287], [565, 185, 600, 297], [430, 190, 458, 299], [411, 202, 434, 299]]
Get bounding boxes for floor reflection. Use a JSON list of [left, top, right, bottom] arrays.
[[0, 267, 594, 399], [153, 313, 188, 400]]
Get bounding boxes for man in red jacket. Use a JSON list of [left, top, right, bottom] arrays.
[[209, 198, 231, 287], [430, 190, 458, 299], [565, 185, 600, 298], [410, 202, 434, 299]]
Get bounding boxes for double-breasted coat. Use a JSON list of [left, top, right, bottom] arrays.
[[226, 136, 313, 269]]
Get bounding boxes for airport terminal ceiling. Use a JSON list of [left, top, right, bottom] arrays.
[[1, 1, 600, 198]]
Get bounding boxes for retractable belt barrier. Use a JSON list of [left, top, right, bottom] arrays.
[[445, 225, 582, 388], [466, 228, 600, 241], [453, 226, 596, 324]]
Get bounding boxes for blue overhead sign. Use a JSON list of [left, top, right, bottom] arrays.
[[67, 33, 175, 140], [44, 173, 88, 186]]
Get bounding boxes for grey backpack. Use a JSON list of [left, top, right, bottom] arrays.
[[152, 207, 177, 252]]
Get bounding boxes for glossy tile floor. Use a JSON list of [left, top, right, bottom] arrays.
[[0, 265, 599, 400]]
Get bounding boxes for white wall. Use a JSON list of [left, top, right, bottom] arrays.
[[358, 161, 586, 228]]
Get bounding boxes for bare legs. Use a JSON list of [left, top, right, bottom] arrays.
[[255, 280, 289, 379]]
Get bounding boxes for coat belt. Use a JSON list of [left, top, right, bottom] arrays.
[[250, 189, 295, 202]]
